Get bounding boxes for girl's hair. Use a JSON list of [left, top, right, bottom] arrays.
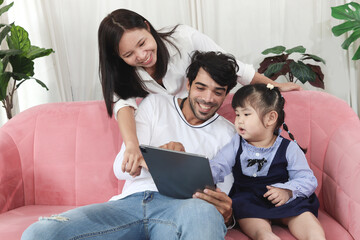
[[98, 9, 179, 117], [231, 84, 307, 153]]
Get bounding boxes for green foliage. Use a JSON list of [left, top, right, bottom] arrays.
[[0, 1, 54, 119], [258, 45, 326, 89], [331, 2, 360, 60]]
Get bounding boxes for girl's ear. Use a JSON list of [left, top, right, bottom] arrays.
[[265, 110, 278, 128]]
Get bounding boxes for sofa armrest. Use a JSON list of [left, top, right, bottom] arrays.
[[322, 115, 360, 239], [0, 129, 25, 213]]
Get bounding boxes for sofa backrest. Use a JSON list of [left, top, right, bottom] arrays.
[[1, 101, 124, 209]]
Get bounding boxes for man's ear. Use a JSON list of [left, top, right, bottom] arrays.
[[265, 111, 278, 128], [186, 79, 190, 91]]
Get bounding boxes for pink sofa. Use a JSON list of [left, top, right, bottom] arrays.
[[0, 90, 359, 239]]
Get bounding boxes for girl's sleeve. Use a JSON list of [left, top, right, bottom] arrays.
[[210, 135, 239, 184], [271, 142, 318, 202], [186, 25, 255, 85]]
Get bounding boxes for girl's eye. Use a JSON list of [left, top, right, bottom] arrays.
[[139, 41, 145, 47]]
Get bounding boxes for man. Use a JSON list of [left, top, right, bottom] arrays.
[[22, 51, 237, 240]]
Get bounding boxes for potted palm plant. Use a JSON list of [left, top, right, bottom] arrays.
[[331, 1, 360, 60], [0, 0, 54, 119], [258, 45, 326, 89]]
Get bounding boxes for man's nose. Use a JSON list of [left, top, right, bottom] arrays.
[[202, 90, 214, 103]]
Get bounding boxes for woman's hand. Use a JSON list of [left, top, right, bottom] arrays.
[[263, 185, 292, 207], [274, 81, 303, 92], [121, 142, 147, 177]]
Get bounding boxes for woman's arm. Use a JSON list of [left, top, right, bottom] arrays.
[[117, 106, 146, 176], [250, 72, 302, 92]]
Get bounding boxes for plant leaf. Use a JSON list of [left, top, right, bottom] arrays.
[[332, 21, 360, 37], [301, 54, 326, 64], [11, 72, 29, 81], [26, 46, 54, 60], [0, 49, 22, 58], [9, 55, 34, 79], [258, 54, 289, 73], [341, 29, 360, 49], [285, 46, 306, 54], [7, 25, 31, 53], [261, 46, 286, 55], [289, 61, 316, 84], [306, 64, 325, 89], [331, 2, 360, 20], [352, 45, 360, 60], [264, 62, 286, 79], [34, 78, 49, 90], [0, 71, 11, 101], [0, 2, 13, 17], [0, 24, 11, 43]]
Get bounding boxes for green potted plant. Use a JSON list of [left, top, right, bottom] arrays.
[[331, 1, 360, 60], [258, 45, 326, 89], [0, 0, 54, 119]]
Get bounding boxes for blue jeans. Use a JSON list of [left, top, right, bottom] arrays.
[[21, 191, 226, 240]]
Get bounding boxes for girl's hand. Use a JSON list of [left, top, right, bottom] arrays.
[[121, 142, 147, 177], [263, 186, 292, 207]]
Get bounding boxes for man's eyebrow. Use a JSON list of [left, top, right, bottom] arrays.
[[194, 82, 226, 91]]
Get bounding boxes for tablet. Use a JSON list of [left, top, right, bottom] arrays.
[[140, 144, 215, 199]]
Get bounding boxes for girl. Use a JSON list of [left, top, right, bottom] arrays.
[[97, 9, 301, 175], [210, 84, 325, 240]]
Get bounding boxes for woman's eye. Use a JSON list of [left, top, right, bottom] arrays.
[[140, 41, 145, 47]]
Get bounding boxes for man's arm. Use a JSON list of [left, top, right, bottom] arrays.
[[193, 188, 234, 226]]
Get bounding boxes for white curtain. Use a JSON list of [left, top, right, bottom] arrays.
[[1, 0, 359, 125]]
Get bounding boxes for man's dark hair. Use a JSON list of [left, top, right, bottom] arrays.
[[186, 51, 239, 93]]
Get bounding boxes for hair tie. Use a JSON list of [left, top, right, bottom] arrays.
[[266, 83, 275, 90]]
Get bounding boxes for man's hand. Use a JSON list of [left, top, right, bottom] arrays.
[[193, 188, 233, 225], [121, 142, 148, 177], [263, 185, 292, 207], [159, 141, 185, 152]]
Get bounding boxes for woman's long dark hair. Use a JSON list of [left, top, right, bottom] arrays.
[[98, 9, 179, 117]]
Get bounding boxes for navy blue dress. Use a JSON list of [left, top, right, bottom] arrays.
[[229, 137, 319, 220]]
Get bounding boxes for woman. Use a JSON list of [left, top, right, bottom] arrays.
[[98, 9, 301, 173]]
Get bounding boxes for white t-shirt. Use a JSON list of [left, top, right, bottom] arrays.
[[110, 94, 236, 200], [113, 25, 255, 118]]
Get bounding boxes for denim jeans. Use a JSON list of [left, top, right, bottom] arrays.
[[21, 191, 226, 240]]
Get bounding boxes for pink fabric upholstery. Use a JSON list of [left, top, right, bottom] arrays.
[[0, 91, 359, 239]]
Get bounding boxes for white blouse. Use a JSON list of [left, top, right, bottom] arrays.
[[113, 25, 255, 119]]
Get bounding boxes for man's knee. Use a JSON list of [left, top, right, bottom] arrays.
[[21, 215, 70, 240]]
